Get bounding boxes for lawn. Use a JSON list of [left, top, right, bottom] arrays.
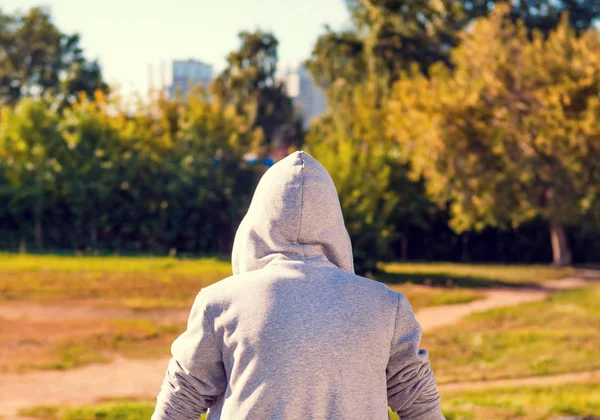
[[20, 382, 600, 420], [0, 253, 233, 275], [423, 283, 600, 384], [0, 254, 579, 374], [0, 254, 491, 312], [389, 284, 483, 311], [0, 253, 231, 308], [440, 382, 600, 420], [380, 262, 575, 288]]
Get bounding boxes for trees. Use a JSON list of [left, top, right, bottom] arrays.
[[0, 97, 64, 248], [387, 5, 600, 265], [211, 30, 298, 153], [480, 0, 600, 34], [0, 7, 107, 106], [309, 0, 600, 95], [308, 117, 398, 275], [307, 82, 434, 274]]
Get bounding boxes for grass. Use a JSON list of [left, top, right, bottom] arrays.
[[0, 318, 182, 373], [0, 254, 581, 374], [0, 253, 232, 275], [0, 254, 500, 311], [0, 254, 231, 308], [423, 283, 600, 384], [389, 284, 484, 312], [380, 262, 575, 288], [21, 382, 600, 420], [32, 320, 181, 371], [440, 382, 600, 420], [19, 401, 207, 420], [33, 343, 112, 371]]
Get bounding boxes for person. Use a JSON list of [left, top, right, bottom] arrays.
[[152, 151, 444, 420]]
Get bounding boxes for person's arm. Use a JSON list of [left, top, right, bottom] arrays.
[[387, 293, 445, 420], [152, 292, 227, 420]]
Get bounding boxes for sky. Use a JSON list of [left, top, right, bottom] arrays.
[[3, 0, 350, 98]]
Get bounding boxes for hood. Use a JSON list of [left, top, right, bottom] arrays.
[[232, 150, 354, 275]]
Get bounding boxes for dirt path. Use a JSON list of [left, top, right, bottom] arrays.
[[0, 302, 189, 324], [0, 275, 594, 417], [0, 357, 166, 417], [416, 276, 587, 331]]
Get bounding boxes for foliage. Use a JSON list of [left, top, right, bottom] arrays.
[[307, 84, 409, 274], [305, 28, 366, 91], [0, 7, 107, 106], [211, 30, 300, 152], [388, 6, 600, 264], [0, 91, 261, 253], [0, 97, 64, 248]]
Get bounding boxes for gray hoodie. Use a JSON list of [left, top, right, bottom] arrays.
[[152, 151, 443, 420]]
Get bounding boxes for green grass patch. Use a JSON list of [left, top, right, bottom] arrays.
[[18, 402, 207, 420], [18, 406, 60, 418], [424, 283, 600, 384], [441, 382, 600, 420], [33, 343, 111, 371], [380, 262, 574, 288], [0, 253, 232, 275], [390, 284, 484, 312], [22, 383, 600, 420], [106, 320, 181, 358], [0, 254, 231, 307], [29, 320, 181, 371]]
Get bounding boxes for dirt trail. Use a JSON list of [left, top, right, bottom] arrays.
[[0, 274, 595, 418], [0, 357, 166, 417], [417, 276, 587, 331], [0, 302, 189, 324]]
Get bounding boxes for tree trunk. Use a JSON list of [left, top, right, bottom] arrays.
[[34, 212, 43, 250], [35, 181, 43, 250], [90, 217, 98, 249], [400, 235, 409, 261], [550, 222, 572, 266], [461, 233, 470, 262]]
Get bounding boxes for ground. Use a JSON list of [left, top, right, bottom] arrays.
[[0, 253, 598, 419]]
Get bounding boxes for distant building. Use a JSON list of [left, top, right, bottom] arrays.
[[169, 59, 213, 99], [283, 65, 327, 129]]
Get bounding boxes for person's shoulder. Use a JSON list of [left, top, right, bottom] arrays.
[[196, 270, 264, 301], [338, 270, 402, 301]]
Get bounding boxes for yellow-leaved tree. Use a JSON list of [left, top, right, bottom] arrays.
[[388, 5, 600, 266]]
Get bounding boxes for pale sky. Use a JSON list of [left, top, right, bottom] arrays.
[[3, 0, 350, 98]]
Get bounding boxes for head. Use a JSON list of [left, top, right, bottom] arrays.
[[232, 150, 354, 275]]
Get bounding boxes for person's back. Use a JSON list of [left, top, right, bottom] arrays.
[[153, 151, 443, 419]]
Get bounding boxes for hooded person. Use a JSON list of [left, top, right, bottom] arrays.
[[152, 151, 444, 420]]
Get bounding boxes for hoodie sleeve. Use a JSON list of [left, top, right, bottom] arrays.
[[152, 292, 227, 420], [387, 293, 444, 420]]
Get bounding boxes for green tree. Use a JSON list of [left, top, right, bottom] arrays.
[[59, 92, 132, 249], [307, 83, 434, 273], [309, 0, 600, 96], [0, 7, 107, 106], [0, 97, 65, 248], [305, 28, 366, 91], [211, 30, 298, 154], [388, 5, 600, 265]]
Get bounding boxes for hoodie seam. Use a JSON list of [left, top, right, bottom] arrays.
[[389, 292, 400, 360], [295, 152, 306, 258]]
